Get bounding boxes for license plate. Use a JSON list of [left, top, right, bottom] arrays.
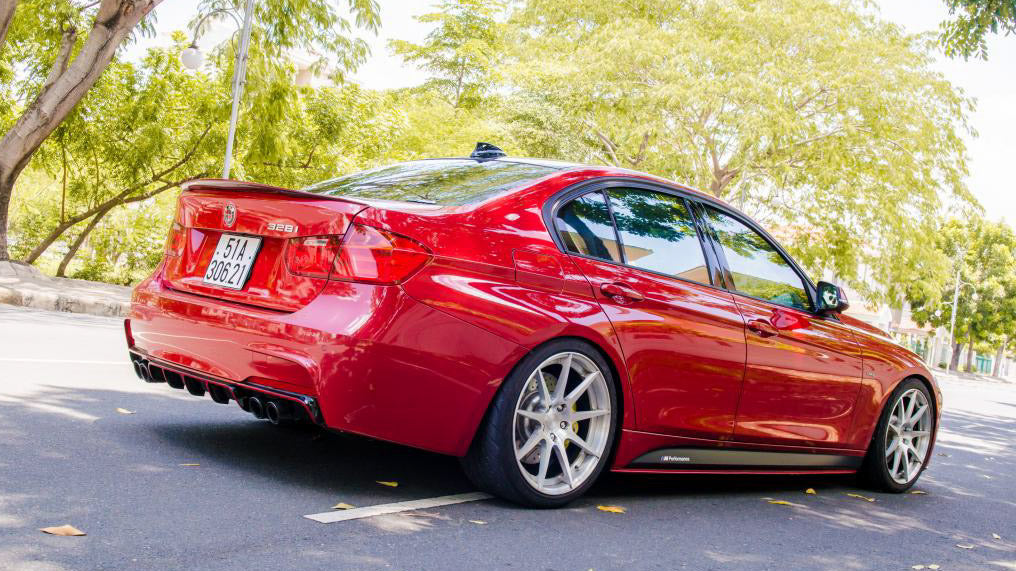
[[202, 234, 262, 290]]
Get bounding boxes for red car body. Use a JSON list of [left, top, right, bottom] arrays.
[[126, 157, 942, 477]]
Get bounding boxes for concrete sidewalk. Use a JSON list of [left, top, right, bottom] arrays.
[[0, 261, 130, 317]]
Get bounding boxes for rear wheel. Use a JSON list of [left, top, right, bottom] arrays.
[[859, 379, 935, 492], [461, 340, 617, 507]]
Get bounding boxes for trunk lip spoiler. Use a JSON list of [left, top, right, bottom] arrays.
[[182, 178, 369, 205]]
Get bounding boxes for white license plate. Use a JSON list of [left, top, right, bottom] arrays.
[[202, 234, 262, 290]]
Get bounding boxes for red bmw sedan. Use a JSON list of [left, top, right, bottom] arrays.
[[126, 143, 941, 507]]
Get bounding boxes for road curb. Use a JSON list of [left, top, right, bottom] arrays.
[[0, 261, 131, 318]]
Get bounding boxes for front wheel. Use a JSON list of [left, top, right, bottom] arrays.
[[859, 379, 935, 492], [461, 340, 617, 507]]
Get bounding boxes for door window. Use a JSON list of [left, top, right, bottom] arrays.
[[555, 191, 622, 262], [606, 189, 710, 284], [702, 207, 812, 310]]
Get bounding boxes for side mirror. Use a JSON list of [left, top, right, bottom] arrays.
[[816, 281, 850, 314]]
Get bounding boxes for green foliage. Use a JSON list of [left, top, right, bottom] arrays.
[[907, 217, 1016, 351], [194, 0, 380, 78], [504, 0, 976, 304], [389, 0, 505, 107], [940, 0, 1016, 59]]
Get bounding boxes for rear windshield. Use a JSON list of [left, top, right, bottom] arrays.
[[301, 159, 560, 205]]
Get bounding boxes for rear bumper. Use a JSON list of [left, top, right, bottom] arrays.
[[127, 268, 527, 456]]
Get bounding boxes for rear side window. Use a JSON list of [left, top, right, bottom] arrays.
[[302, 159, 558, 205], [702, 207, 812, 310], [556, 192, 622, 262], [607, 189, 709, 283]]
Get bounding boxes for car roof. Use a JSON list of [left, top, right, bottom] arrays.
[[427, 156, 723, 204]]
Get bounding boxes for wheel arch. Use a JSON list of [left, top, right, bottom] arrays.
[[459, 333, 631, 459]]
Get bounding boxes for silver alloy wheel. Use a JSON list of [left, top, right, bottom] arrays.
[[512, 351, 612, 496], [884, 388, 932, 484]]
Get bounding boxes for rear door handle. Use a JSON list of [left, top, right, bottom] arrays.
[[600, 282, 644, 303], [747, 319, 778, 338]]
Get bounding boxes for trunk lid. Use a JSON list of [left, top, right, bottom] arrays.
[[163, 180, 369, 312]]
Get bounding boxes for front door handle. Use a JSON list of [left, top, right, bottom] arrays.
[[747, 319, 778, 338], [600, 282, 644, 303]]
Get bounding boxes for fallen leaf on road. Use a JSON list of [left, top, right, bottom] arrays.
[[992, 533, 1001, 540], [179, 463, 200, 467], [468, 520, 487, 525], [805, 488, 817, 495], [928, 565, 940, 570], [331, 502, 354, 510], [376, 481, 398, 487], [597, 505, 626, 514], [937, 453, 950, 457], [909, 490, 927, 495], [846, 493, 875, 502], [766, 500, 804, 507], [912, 565, 925, 570], [956, 543, 975, 549], [39, 525, 85, 537], [115, 408, 135, 415]]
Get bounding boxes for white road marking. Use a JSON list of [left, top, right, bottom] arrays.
[[0, 358, 129, 365], [304, 492, 493, 524]]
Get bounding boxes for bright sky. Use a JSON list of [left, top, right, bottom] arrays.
[[136, 0, 1014, 228]]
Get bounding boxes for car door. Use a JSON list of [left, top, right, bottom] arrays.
[[553, 185, 747, 441], [698, 204, 864, 448]]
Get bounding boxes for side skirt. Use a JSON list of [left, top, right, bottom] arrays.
[[621, 447, 863, 472]]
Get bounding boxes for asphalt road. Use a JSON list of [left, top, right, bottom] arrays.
[[1, 304, 1014, 571]]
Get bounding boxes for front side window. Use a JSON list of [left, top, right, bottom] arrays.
[[607, 189, 710, 283], [703, 207, 811, 310], [556, 192, 622, 262]]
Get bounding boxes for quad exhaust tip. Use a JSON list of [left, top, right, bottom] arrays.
[[247, 396, 266, 419]]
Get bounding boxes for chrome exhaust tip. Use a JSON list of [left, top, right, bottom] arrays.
[[265, 400, 295, 425], [248, 396, 265, 419]]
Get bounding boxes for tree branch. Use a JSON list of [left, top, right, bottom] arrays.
[[22, 122, 211, 263], [43, 26, 79, 93]]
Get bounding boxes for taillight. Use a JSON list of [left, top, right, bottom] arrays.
[[332, 225, 431, 284], [165, 222, 185, 257], [285, 236, 342, 278], [283, 225, 431, 284]]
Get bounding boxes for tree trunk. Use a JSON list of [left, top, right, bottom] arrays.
[[965, 332, 975, 373], [0, 177, 12, 261], [0, 0, 162, 261], [56, 204, 114, 277], [949, 341, 963, 372], [994, 337, 1008, 377], [0, 0, 17, 56]]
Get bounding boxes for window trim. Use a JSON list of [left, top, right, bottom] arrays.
[[544, 178, 721, 290]]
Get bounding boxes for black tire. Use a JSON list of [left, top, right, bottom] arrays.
[[460, 339, 618, 508], [858, 378, 935, 493]]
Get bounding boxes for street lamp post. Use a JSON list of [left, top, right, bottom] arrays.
[[945, 267, 976, 373], [181, 0, 256, 179]]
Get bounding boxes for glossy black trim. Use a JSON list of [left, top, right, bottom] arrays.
[[630, 448, 863, 470]]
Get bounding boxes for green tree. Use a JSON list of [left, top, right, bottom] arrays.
[[389, 0, 505, 108], [940, 0, 1016, 59], [9, 39, 404, 282], [0, 0, 380, 262], [907, 218, 1016, 373], [504, 0, 976, 304]]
